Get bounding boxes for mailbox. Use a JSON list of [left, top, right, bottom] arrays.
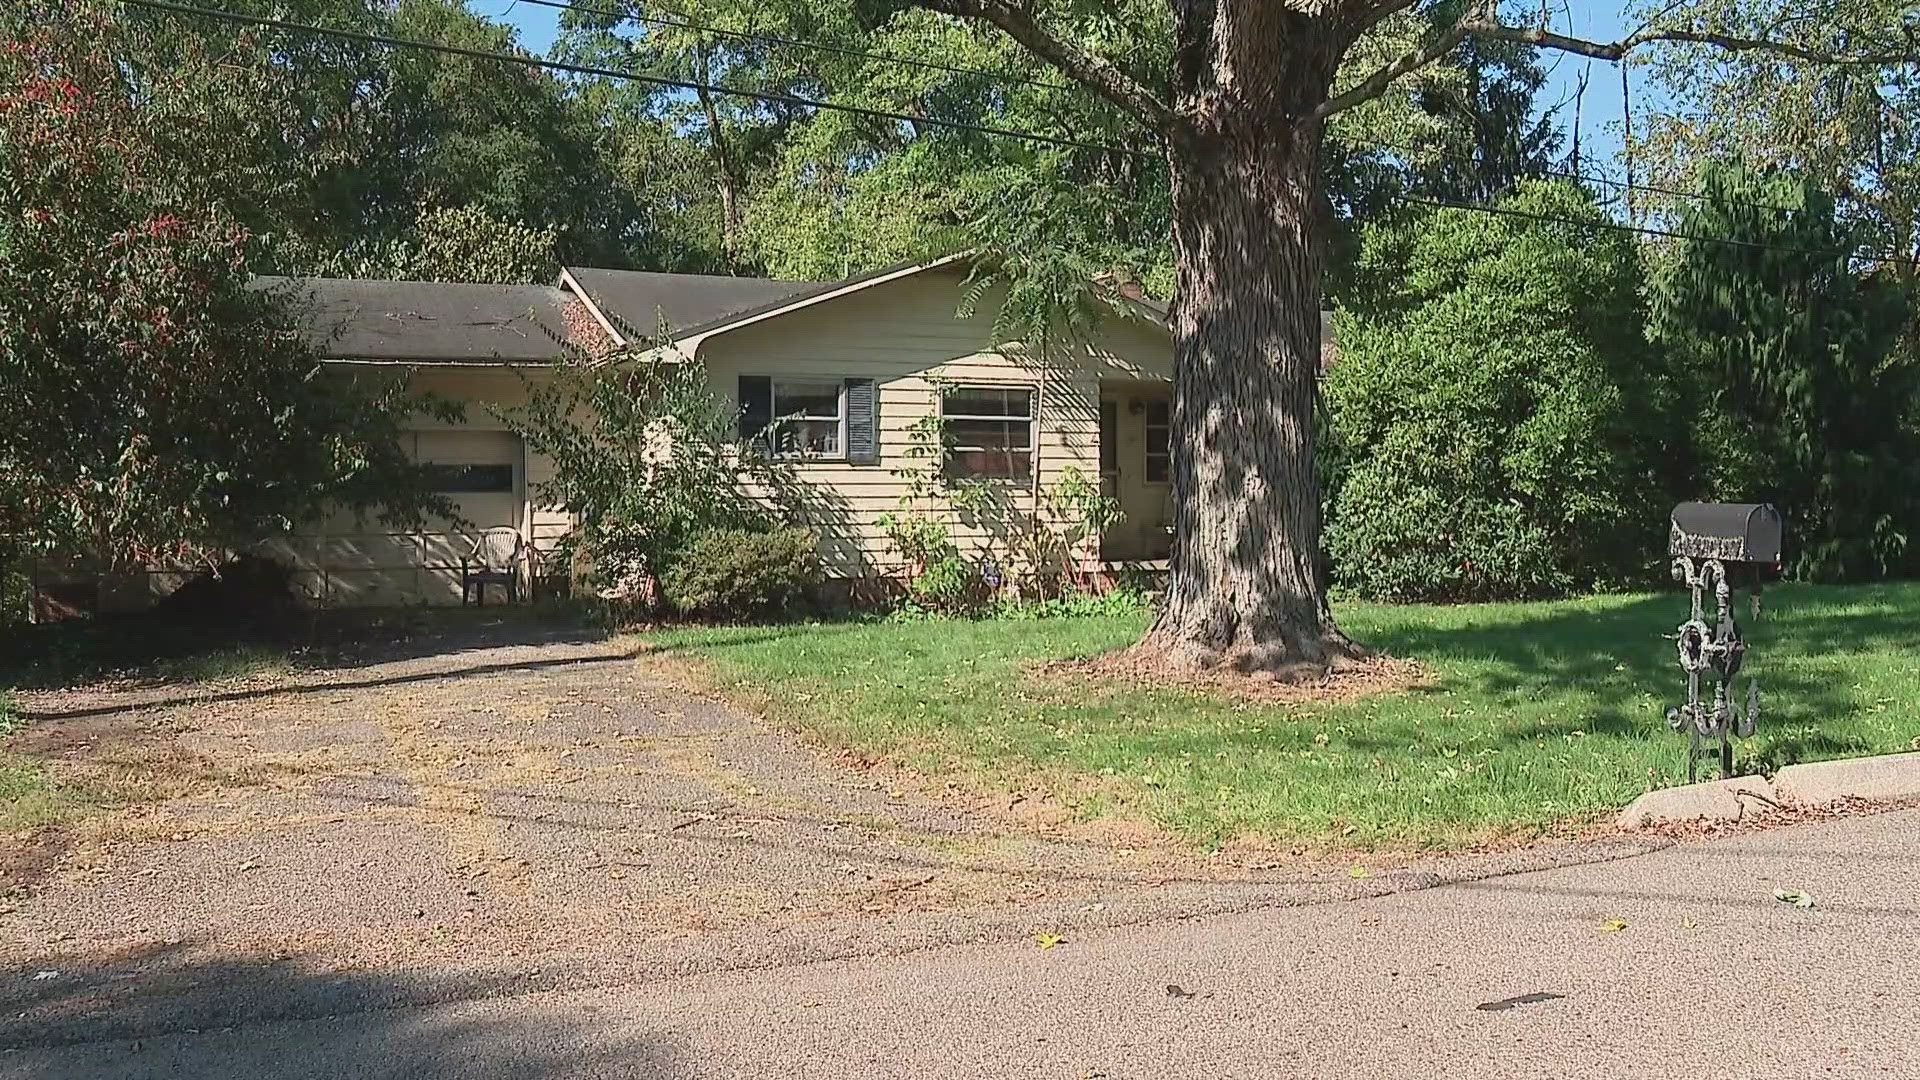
[[1663, 502, 1785, 782], [1669, 502, 1783, 566]]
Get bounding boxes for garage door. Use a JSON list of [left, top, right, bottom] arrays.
[[415, 430, 526, 603], [264, 429, 527, 606]]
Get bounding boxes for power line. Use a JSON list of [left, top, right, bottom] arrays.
[[510, 0, 1817, 221], [513, 0, 1077, 92], [1350, 136, 1811, 217], [116, 0, 1139, 158], [1399, 195, 1919, 268], [121, 0, 1918, 269]]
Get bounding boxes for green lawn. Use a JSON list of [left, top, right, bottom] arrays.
[[646, 582, 1920, 849]]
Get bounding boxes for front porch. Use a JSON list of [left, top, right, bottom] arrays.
[[1096, 379, 1173, 564]]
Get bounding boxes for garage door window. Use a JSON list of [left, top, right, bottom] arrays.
[[425, 464, 514, 493]]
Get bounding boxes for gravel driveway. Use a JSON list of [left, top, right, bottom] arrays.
[[1, 613, 1668, 1052]]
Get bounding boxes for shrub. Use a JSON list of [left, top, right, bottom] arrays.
[[152, 554, 306, 628], [1326, 181, 1676, 602], [660, 528, 823, 620], [906, 555, 991, 617]]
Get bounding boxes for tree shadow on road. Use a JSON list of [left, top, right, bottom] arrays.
[[1, 943, 695, 1079]]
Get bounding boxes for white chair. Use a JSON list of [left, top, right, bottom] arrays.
[[461, 527, 526, 605]]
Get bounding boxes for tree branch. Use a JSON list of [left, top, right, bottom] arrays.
[[1315, 14, 1471, 120], [911, 0, 1175, 134], [1317, 3, 1911, 123], [1463, 18, 1915, 67]]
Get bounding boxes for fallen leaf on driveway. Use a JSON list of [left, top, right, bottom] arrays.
[[1165, 984, 1196, 999], [1774, 887, 1815, 908], [235, 859, 261, 872], [1681, 917, 1699, 930], [1034, 932, 1065, 950], [1601, 919, 1629, 933], [1349, 866, 1371, 880]]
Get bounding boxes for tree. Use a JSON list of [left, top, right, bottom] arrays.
[[1327, 182, 1671, 601], [1632, 0, 1920, 270], [1649, 164, 1918, 580], [318, 203, 560, 285], [885, 0, 1913, 676], [88, 0, 637, 274], [502, 352, 789, 595], [0, 3, 450, 573]]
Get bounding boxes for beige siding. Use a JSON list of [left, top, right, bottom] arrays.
[[698, 269, 1171, 577]]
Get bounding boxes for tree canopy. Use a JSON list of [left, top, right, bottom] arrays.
[[0, 2, 451, 572]]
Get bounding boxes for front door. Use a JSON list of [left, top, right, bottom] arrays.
[[1098, 389, 1173, 562]]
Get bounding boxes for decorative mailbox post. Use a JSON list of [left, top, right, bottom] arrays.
[[1666, 503, 1784, 781]]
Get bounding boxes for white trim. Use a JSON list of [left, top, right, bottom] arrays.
[[559, 267, 629, 349], [321, 358, 557, 368]]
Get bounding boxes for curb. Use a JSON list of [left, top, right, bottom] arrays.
[[1775, 750, 1920, 805], [1616, 775, 1777, 829], [1620, 749, 1920, 828]]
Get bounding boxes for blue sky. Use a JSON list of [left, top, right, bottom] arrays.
[[484, 1, 1650, 171]]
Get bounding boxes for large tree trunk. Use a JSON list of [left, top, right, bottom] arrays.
[[1134, 18, 1360, 678]]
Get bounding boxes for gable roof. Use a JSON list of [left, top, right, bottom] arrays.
[[560, 267, 823, 347], [639, 252, 1175, 360], [254, 276, 572, 363]]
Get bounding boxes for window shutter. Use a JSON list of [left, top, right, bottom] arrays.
[[844, 377, 879, 465], [738, 376, 772, 442]]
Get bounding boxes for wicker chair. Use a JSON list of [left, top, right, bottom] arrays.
[[461, 527, 526, 605]]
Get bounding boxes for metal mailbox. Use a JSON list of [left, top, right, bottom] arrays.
[[1663, 502, 1783, 781], [1669, 502, 1784, 566]]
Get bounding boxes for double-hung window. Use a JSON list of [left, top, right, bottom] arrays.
[[943, 385, 1035, 481], [738, 376, 880, 464], [768, 379, 845, 457]]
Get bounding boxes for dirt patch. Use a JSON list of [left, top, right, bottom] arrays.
[[1035, 650, 1433, 706]]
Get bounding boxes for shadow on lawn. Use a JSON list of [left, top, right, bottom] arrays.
[[2, 943, 694, 1080], [1361, 582, 1920, 758]]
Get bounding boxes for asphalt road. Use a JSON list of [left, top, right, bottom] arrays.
[[10, 807, 1917, 1080]]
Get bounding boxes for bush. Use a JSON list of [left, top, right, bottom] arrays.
[[151, 554, 306, 628], [660, 528, 823, 620], [1326, 181, 1675, 602], [906, 555, 992, 617]]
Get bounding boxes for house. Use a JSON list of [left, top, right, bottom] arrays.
[[239, 253, 1201, 607]]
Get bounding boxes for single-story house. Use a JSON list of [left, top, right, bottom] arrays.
[[59, 254, 1332, 610]]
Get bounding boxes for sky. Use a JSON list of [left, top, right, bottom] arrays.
[[484, 1, 1653, 172]]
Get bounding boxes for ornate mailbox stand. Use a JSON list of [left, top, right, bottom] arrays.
[[1665, 503, 1784, 781]]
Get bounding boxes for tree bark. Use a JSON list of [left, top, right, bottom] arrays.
[[1134, 13, 1361, 678]]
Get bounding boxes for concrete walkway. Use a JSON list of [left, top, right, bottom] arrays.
[[9, 806, 1917, 1078]]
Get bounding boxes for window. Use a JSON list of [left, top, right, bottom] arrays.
[[425, 464, 514, 493], [1144, 399, 1170, 483], [738, 376, 879, 464], [943, 386, 1034, 480], [769, 379, 845, 457]]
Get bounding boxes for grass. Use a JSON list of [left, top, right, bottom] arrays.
[[646, 581, 1920, 849], [0, 752, 72, 833], [146, 643, 291, 684]]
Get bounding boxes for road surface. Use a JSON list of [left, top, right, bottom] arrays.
[[9, 806, 1916, 1079]]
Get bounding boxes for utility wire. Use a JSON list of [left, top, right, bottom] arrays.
[[509, 0, 1845, 222], [116, 0, 1138, 157], [122, 0, 1919, 270], [1353, 135, 1811, 216], [1400, 195, 1919, 268], [512, 0, 1077, 92]]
